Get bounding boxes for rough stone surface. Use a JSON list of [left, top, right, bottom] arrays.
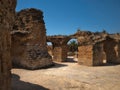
[[52, 45, 68, 62], [93, 42, 106, 65], [0, 0, 16, 90], [47, 35, 70, 62], [77, 31, 120, 66], [78, 45, 93, 66], [11, 8, 53, 70], [47, 31, 120, 66], [47, 45, 53, 57], [104, 37, 120, 64]]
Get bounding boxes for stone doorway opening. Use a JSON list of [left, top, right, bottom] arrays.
[[103, 37, 119, 65], [67, 39, 78, 63], [47, 42, 53, 58]]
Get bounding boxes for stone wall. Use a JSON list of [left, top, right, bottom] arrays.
[[78, 37, 120, 66], [47, 45, 53, 57], [47, 36, 70, 62], [118, 41, 120, 63], [78, 45, 93, 66], [104, 38, 120, 64], [53, 45, 68, 62], [0, 0, 16, 90], [11, 8, 53, 70], [93, 42, 106, 65], [78, 43, 106, 66]]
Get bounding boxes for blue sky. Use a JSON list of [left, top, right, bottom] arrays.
[[16, 0, 120, 35]]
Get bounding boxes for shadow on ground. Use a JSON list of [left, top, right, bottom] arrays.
[[51, 62, 68, 68], [95, 63, 120, 67], [12, 74, 49, 90], [65, 57, 77, 63]]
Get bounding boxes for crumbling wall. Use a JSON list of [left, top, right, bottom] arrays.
[[62, 45, 68, 61], [53, 45, 68, 62], [104, 38, 117, 64], [78, 45, 93, 66], [47, 45, 53, 57], [53, 46, 62, 62], [93, 42, 106, 65], [0, 0, 16, 90], [104, 38, 120, 64], [78, 43, 106, 66], [117, 41, 120, 63], [12, 8, 53, 69]]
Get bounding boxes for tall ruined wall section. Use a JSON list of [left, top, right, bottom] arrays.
[[77, 30, 120, 66], [104, 36, 120, 64], [77, 31, 107, 66], [78, 45, 93, 66], [0, 0, 16, 90], [11, 8, 53, 69], [93, 42, 106, 65]]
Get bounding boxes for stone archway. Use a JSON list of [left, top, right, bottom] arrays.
[[67, 38, 78, 62], [103, 37, 120, 64], [47, 35, 71, 62]]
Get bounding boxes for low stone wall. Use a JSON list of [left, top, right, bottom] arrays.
[[0, 0, 16, 90]]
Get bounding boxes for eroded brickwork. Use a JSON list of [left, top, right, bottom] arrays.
[[0, 0, 16, 90], [118, 41, 120, 63], [11, 8, 53, 69], [52, 45, 68, 62], [93, 42, 106, 66], [78, 45, 93, 66], [47, 36, 70, 62], [104, 37, 120, 64]]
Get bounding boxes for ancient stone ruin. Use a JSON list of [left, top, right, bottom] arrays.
[[47, 35, 71, 62], [11, 8, 53, 69], [47, 30, 120, 66], [73, 31, 120, 66], [0, 0, 16, 90]]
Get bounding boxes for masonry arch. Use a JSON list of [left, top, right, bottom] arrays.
[[67, 38, 78, 62]]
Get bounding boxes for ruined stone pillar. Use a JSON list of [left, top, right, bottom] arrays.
[[0, 0, 16, 90], [47, 36, 70, 62], [104, 38, 118, 64], [93, 43, 106, 66], [78, 45, 93, 66], [78, 43, 106, 66], [11, 8, 53, 69], [52, 44, 68, 62], [117, 40, 120, 63]]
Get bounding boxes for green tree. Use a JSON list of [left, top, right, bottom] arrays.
[[68, 40, 78, 52]]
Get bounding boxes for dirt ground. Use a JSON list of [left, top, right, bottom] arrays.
[[12, 57, 120, 90]]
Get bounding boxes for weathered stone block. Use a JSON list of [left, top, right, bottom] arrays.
[[78, 45, 93, 66], [52, 45, 68, 62], [11, 8, 53, 70]]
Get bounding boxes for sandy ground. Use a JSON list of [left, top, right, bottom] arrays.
[[12, 57, 120, 90]]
